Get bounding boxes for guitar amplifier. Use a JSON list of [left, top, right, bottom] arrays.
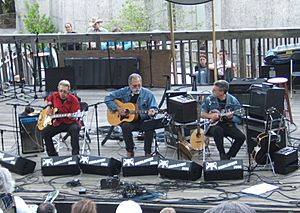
[[273, 147, 298, 174], [168, 95, 197, 123], [203, 159, 243, 181]]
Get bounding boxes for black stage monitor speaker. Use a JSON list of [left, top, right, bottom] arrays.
[[158, 159, 202, 181], [122, 156, 160, 177], [273, 147, 298, 175], [41, 156, 80, 176], [249, 86, 284, 120], [19, 115, 44, 154], [168, 95, 197, 123], [79, 155, 121, 176], [203, 159, 243, 181], [0, 151, 36, 175], [45, 67, 76, 92]]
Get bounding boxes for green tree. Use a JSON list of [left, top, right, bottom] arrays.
[[2, 0, 15, 13], [23, 2, 56, 33], [108, 0, 150, 32]]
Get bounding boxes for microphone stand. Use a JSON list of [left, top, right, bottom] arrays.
[[88, 101, 103, 156]]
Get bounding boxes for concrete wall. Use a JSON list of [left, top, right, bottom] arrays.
[[13, 0, 300, 33]]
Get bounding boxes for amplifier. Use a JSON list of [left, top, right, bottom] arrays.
[[168, 95, 197, 123], [273, 147, 298, 174], [19, 115, 44, 154], [203, 159, 243, 181], [122, 156, 160, 177], [41, 156, 80, 176], [229, 78, 266, 94], [158, 159, 202, 181], [79, 155, 121, 176]]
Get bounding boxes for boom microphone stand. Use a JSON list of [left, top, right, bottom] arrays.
[[88, 102, 102, 156]]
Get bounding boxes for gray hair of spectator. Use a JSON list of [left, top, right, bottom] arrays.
[[37, 202, 57, 213], [0, 167, 15, 193], [204, 202, 256, 213], [71, 199, 97, 213], [214, 80, 229, 94], [58, 80, 71, 89], [160, 207, 176, 213], [128, 73, 142, 85]]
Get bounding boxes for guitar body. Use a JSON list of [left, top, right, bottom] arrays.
[[37, 108, 58, 131], [190, 128, 204, 150], [107, 100, 139, 126], [252, 132, 280, 165], [179, 141, 193, 160]]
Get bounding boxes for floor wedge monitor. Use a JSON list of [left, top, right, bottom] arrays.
[[122, 156, 160, 177], [41, 156, 80, 176]]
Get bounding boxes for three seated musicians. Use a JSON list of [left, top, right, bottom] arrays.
[[40, 77, 245, 161]]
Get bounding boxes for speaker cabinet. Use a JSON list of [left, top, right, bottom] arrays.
[[79, 155, 121, 176], [122, 156, 160, 177], [168, 95, 197, 123], [273, 147, 298, 174], [41, 156, 80, 176], [158, 159, 202, 181], [203, 159, 243, 181], [249, 86, 284, 120], [45, 67, 76, 92], [19, 115, 44, 154], [0, 151, 36, 175]]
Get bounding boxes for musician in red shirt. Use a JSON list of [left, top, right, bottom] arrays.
[[42, 80, 81, 156]]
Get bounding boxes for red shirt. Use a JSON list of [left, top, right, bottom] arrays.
[[46, 92, 80, 126]]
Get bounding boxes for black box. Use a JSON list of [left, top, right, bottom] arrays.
[[274, 147, 298, 174], [168, 95, 197, 123], [41, 156, 80, 176], [158, 159, 202, 181], [203, 159, 243, 181], [122, 156, 160, 177]]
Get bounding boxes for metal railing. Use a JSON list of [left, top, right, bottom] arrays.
[[0, 27, 300, 86]]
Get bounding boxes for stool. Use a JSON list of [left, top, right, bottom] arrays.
[[267, 77, 293, 124]]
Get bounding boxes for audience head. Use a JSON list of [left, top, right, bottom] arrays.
[[112, 27, 122, 32], [199, 54, 207, 66], [128, 73, 142, 95], [37, 202, 57, 213], [71, 199, 97, 213], [219, 49, 228, 60], [115, 200, 142, 213], [160, 207, 176, 213], [204, 202, 256, 213], [0, 167, 15, 194], [65, 23, 73, 33], [89, 17, 103, 30]]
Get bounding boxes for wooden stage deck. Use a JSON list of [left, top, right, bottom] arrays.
[[0, 85, 299, 213]]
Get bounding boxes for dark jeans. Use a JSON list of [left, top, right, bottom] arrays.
[[207, 122, 245, 158], [42, 123, 81, 156], [120, 120, 153, 154]]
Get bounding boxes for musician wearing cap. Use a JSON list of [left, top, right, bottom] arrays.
[[104, 73, 158, 157], [201, 80, 245, 160], [40, 80, 81, 156]]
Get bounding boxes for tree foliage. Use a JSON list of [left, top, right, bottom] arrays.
[[2, 0, 15, 13], [108, 0, 150, 32], [23, 2, 56, 33]]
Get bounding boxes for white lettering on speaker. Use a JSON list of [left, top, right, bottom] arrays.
[[218, 160, 237, 170]]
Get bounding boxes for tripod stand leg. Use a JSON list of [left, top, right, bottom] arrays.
[[101, 126, 114, 146]]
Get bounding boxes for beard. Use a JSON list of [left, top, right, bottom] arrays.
[[131, 87, 141, 94]]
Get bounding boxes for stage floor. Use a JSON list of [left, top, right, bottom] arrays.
[[0, 85, 300, 213]]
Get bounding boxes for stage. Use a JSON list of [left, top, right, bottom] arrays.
[[0, 86, 299, 213]]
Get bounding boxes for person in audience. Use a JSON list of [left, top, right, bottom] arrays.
[[105, 73, 158, 157], [61, 22, 81, 50], [194, 54, 208, 84], [37, 202, 57, 213], [87, 17, 108, 32], [41, 80, 81, 156], [160, 207, 176, 213], [115, 200, 142, 213], [71, 199, 97, 213], [201, 80, 245, 160], [0, 167, 31, 213], [101, 27, 133, 50], [209, 49, 236, 81], [204, 201, 256, 213]]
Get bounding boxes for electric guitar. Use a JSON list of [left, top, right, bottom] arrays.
[[37, 108, 83, 130], [204, 108, 245, 134], [107, 100, 164, 126]]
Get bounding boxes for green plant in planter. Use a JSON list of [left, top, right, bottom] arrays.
[[2, 0, 15, 13]]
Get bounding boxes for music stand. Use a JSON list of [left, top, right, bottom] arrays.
[[140, 116, 168, 158]]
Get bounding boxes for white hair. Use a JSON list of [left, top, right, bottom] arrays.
[[0, 167, 15, 193], [58, 80, 71, 89]]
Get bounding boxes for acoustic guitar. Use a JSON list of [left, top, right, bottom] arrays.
[[107, 100, 164, 126], [37, 108, 83, 130], [190, 127, 205, 151]]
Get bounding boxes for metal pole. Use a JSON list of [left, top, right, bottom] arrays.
[[168, 2, 177, 84], [211, 0, 217, 82]]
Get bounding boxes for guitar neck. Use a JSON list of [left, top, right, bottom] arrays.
[[51, 113, 72, 119]]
